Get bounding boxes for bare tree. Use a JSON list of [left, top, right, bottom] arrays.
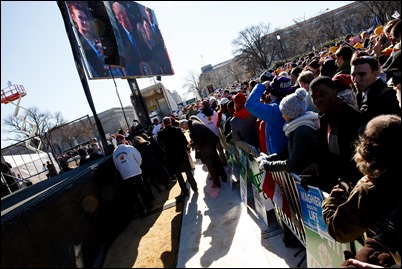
[[49, 117, 93, 153], [195, 1, 400, 91], [223, 58, 254, 85], [232, 23, 280, 73], [183, 69, 205, 98], [199, 72, 216, 90], [290, 16, 320, 54], [312, 2, 398, 44], [313, 11, 343, 42], [2, 106, 66, 148], [337, 4, 373, 37], [234, 53, 262, 78], [360, 1, 401, 26]]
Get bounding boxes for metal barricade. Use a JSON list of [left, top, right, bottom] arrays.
[[270, 171, 306, 247]]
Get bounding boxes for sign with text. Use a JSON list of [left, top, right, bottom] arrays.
[[295, 182, 331, 240], [296, 182, 351, 268], [296, 182, 333, 240], [249, 159, 268, 226]]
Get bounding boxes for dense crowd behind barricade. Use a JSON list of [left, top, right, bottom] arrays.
[[172, 16, 400, 268], [2, 15, 401, 268]]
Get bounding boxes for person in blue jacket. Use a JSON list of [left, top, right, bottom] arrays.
[[245, 75, 294, 158]]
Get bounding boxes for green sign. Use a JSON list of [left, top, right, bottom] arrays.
[[304, 227, 351, 268], [295, 182, 352, 267]]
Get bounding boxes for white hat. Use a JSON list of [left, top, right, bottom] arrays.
[[219, 98, 229, 105]]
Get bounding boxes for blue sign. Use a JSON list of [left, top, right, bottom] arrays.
[[295, 182, 332, 240]]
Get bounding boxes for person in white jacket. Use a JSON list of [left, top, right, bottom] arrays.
[[113, 134, 153, 216], [196, 100, 227, 165]]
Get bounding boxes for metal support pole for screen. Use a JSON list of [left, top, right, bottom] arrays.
[[57, 1, 112, 155], [127, 78, 152, 130]]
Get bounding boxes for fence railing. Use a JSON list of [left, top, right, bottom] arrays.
[[228, 141, 361, 267], [270, 171, 306, 247]]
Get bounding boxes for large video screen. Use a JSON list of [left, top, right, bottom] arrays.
[[64, 1, 174, 80]]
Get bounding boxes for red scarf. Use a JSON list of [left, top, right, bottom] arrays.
[[234, 106, 251, 119]]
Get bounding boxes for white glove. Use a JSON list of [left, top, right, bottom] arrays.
[[256, 155, 268, 163], [259, 160, 268, 170]]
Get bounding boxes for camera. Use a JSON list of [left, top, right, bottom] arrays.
[[338, 178, 352, 199]]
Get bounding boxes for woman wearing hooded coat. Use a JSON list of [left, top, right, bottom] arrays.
[[257, 88, 320, 175]]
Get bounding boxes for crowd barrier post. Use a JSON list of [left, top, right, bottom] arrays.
[[238, 148, 248, 206], [258, 169, 307, 267], [270, 171, 306, 246], [248, 156, 275, 228], [233, 142, 275, 226], [225, 143, 236, 190]]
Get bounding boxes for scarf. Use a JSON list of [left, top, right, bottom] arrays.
[[283, 111, 319, 136], [234, 106, 251, 119]]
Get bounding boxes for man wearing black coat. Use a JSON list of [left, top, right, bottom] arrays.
[[180, 117, 227, 189], [157, 117, 197, 197], [351, 56, 401, 123]]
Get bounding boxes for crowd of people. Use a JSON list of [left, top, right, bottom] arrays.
[[2, 13, 400, 268], [170, 16, 400, 268], [111, 117, 195, 217], [110, 17, 400, 266], [1, 161, 32, 196]]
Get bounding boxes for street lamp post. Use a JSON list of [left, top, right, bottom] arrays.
[[276, 33, 287, 63]]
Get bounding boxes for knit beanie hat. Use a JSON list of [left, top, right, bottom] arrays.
[[232, 92, 247, 107], [270, 75, 293, 98], [279, 88, 307, 119]]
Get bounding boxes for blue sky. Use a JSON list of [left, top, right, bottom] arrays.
[[1, 1, 353, 148]]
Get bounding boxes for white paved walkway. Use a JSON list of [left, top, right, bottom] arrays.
[[177, 153, 307, 268]]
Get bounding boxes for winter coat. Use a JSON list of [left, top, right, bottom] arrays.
[[261, 112, 319, 174], [357, 78, 401, 123], [322, 174, 400, 243], [187, 119, 220, 165], [245, 83, 288, 155], [317, 98, 366, 192], [157, 125, 190, 171]]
